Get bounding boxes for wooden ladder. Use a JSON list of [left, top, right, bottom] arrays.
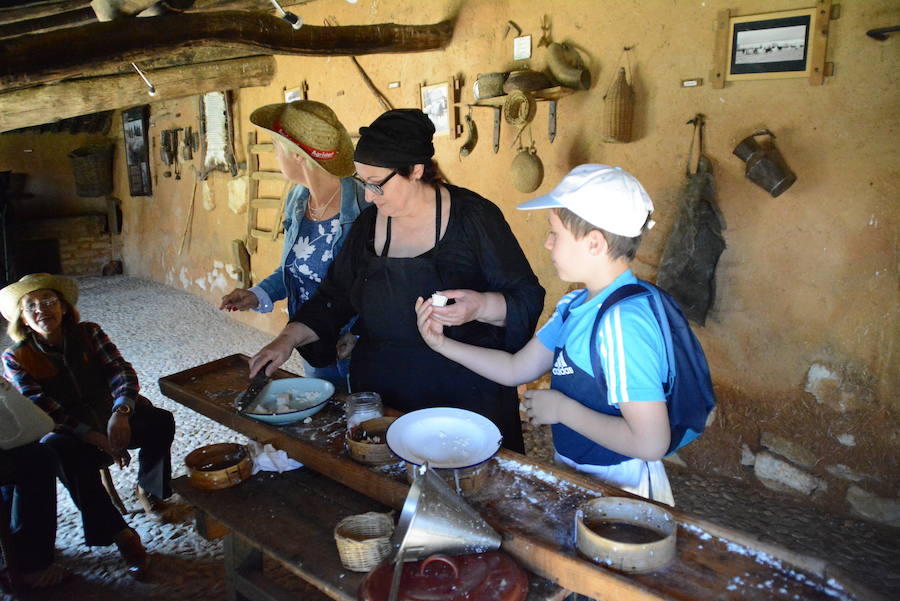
[[244, 131, 291, 254]]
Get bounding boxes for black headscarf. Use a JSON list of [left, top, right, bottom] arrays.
[[354, 109, 435, 168]]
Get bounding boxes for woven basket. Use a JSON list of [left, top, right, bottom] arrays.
[[334, 512, 394, 572], [347, 416, 397, 466], [68, 144, 114, 197], [603, 68, 635, 143]]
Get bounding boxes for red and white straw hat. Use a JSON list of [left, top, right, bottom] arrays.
[[250, 100, 355, 178]]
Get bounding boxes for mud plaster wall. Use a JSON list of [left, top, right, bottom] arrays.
[[0, 131, 111, 219], [3, 0, 895, 510]]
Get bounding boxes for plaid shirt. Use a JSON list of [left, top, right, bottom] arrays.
[[2, 322, 140, 438]]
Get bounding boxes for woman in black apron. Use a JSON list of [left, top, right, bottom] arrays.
[[250, 109, 544, 452]]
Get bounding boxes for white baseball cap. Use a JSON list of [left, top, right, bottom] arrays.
[[517, 164, 655, 237]]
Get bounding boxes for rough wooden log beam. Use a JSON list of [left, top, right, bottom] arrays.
[[0, 55, 276, 132], [0, 6, 95, 38], [0, 1, 89, 25], [0, 11, 453, 91], [0, 0, 307, 26]]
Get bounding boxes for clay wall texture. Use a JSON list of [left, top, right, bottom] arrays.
[[1, 0, 897, 512]]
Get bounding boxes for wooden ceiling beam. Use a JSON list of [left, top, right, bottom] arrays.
[[0, 1, 90, 25], [0, 1, 309, 27], [0, 55, 276, 132], [0, 11, 453, 91], [0, 6, 94, 38]]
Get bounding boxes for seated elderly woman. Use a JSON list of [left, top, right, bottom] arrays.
[[0, 273, 176, 579]]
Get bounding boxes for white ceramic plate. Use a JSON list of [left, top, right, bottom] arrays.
[[245, 377, 334, 426], [386, 407, 502, 469]]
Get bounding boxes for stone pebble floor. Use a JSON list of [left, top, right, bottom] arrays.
[[3, 276, 897, 600]]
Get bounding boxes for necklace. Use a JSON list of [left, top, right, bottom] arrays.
[[306, 186, 340, 221]]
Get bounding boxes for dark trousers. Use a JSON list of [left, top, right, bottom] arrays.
[[0, 442, 58, 573], [43, 405, 175, 546]]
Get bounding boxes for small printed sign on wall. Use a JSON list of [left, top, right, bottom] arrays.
[[514, 35, 532, 60]]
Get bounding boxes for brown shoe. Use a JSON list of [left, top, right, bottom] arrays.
[[136, 485, 169, 522], [114, 527, 150, 579]]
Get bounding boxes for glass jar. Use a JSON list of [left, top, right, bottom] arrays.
[[345, 392, 383, 431]]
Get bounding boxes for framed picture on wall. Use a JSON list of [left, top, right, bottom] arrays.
[[726, 8, 817, 81], [419, 79, 460, 138], [122, 105, 152, 196]]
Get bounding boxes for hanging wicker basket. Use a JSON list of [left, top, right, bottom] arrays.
[[603, 68, 635, 143], [68, 143, 114, 197]]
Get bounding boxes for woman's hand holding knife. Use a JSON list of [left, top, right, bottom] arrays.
[[249, 322, 321, 378]]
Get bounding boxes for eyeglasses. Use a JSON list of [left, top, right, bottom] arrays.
[[353, 170, 398, 196], [22, 297, 59, 313]]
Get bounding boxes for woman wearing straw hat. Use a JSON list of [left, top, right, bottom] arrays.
[[249, 109, 544, 452], [220, 100, 366, 391], [0, 273, 177, 579]]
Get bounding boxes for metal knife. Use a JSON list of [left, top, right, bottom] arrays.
[[235, 368, 271, 414]]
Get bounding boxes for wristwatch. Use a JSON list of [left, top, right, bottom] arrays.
[[115, 404, 133, 417]]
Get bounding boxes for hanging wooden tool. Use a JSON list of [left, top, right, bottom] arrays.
[[231, 239, 252, 288], [244, 131, 290, 254], [179, 168, 199, 255], [325, 17, 394, 112]]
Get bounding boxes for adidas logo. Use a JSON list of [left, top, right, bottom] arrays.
[[552, 354, 574, 376]]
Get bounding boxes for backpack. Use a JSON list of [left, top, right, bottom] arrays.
[[590, 280, 716, 455]]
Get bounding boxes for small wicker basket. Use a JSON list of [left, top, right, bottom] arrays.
[[346, 417, 397, 466], [334, 512, 394, 572]]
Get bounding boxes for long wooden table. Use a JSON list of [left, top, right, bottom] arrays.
[[160, 354, 882, 601]]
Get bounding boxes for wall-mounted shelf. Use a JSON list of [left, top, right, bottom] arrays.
[[468, 86, 577, 149], [470, 86, 576, 107]]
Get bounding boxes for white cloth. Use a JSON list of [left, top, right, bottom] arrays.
[[555, 451, 675, 506], [248, 442, 303, 475]]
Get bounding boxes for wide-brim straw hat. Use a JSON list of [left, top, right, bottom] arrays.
[[0, 273, 79, 323], [250, 100, 355, 178]]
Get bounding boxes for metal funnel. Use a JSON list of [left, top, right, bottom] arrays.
[[390, 464, 502, 563]]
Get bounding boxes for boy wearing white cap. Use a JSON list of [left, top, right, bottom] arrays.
[[416, 164, 674, 504]]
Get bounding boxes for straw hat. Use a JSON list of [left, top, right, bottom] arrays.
[[503, 91, 537, 129], [0, 273, 79, 323], [250, 100, 355, 178]]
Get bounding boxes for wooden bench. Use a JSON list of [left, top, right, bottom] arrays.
[[173, 468, 567, 601]]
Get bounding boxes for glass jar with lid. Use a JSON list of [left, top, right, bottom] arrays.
[[345, 392, 383, 431]]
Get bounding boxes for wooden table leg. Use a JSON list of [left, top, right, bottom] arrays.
[[224, 533, 329, 601]]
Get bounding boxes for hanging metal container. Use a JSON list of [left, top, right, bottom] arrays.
[[602, 67, 634, 143], [732, 129, 796, 197]]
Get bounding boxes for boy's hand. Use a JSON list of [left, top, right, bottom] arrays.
[[522, 389, 571, 425], [415, 297, 445, 350]]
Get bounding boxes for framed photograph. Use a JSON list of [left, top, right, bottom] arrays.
[[122, 105, 152, 197], [419, 80, 457, 138], [726, 8, 816, 81]]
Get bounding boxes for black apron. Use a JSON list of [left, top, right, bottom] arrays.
[[349, 188, 525, 452]]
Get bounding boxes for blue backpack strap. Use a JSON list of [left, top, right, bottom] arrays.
[[558, 289, 590, 323], [637, 283, 677, 394], [587, 284, 653, 389]]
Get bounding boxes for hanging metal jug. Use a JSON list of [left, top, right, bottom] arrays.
[[732, 129, 796, 197]]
